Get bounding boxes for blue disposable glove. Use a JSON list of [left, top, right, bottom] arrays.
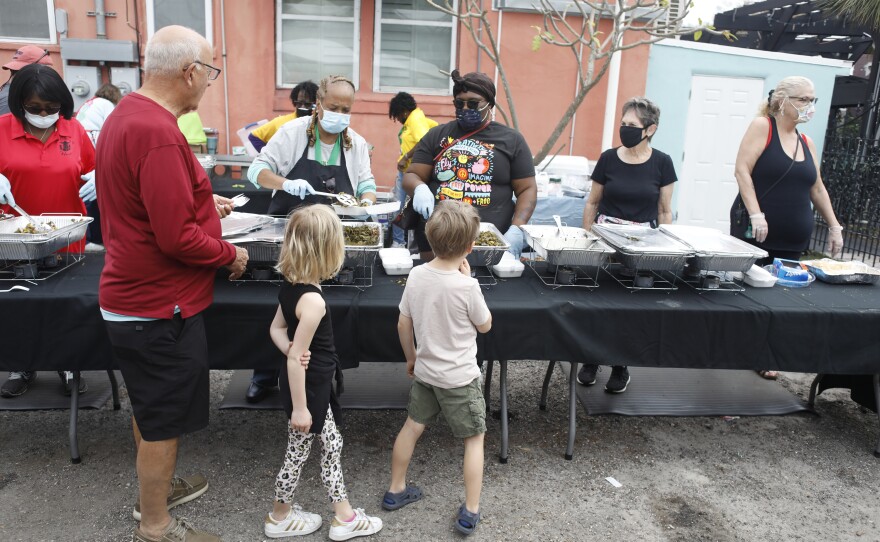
[[503, 225, 524, 259], [79, 171, 96, 202], [282, 179, 315, 200], [0, 173, 15, 207], [413, 183, 434, 220]]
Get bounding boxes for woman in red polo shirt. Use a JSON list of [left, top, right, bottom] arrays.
[[0, 63, 95, 399]]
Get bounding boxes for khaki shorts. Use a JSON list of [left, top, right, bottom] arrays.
[[408, 377, 486, 438]]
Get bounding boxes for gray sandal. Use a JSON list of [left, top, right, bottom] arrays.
[[381, 485, 423, 511]]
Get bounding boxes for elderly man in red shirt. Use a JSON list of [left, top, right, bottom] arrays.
[[96, 26, 247, 542]]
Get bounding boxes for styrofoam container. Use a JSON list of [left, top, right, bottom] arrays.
[[744, 264, 777, 287], [383, 259, 413, 275], [492, 258, 524, 278], [536, 155, 593, 192]]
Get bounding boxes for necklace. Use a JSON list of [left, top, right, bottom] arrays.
[[25, 123, 52, 144]]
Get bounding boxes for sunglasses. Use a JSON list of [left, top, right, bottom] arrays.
[[23, 104, 61, 115], [294, 101, 315, 110], [453, 98, 485, 110]]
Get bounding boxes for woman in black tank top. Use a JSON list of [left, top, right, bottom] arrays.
[[731, 76, 843, 264], [731, 77, 845, 380]]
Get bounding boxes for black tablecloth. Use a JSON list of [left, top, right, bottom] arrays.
[[2, 255, 878, 374]]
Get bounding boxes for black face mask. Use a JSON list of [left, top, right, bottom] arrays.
[[619, 125, 649, 148], [296, 107, 313, 118]]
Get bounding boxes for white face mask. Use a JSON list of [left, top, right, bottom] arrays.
[[318, 101, 351, 134], [25, 111, 59, 129], [788, 99, 815, 124]]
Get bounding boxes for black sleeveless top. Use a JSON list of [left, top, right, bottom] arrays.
[[278, 282, 342, 433], [746, 116, 817, 252]]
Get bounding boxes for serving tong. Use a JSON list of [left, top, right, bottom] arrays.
[[11, 204, 52, 232], [313, 191, 359, 207]]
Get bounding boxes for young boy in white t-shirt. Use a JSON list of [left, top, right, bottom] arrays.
[[383, 200, 492, 536]]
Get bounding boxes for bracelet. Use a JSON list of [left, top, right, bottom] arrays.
[[749, 212, 765, 219], [828, 226, 844, 233]]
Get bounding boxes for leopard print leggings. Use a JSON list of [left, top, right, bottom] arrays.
[[274, 410, 348, 504]]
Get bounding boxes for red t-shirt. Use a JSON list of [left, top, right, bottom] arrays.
[[96, 93, 236, 318], [0, 114, 95, 252]]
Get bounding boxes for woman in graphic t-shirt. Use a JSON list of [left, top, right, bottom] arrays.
[[579, 97, 677, 395], [404, 70, 537, 261]]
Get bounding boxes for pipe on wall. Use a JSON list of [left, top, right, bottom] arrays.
[[95, 0, 106, 39], [220, 0, 231, 154]]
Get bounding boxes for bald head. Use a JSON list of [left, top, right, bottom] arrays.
[[144, 25, 210, 79]]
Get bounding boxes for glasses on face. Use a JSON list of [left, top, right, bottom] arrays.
[[790, 96, 818, 105], [186, 60, 221, 81], [23, 104, 61, 115], [453, 98, 485, 110], [294, 101, 315, 110]]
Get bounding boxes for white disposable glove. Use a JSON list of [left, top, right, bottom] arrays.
[[0, 173, 15, 207], [503, 225, 524, 259], [749, 212, 768, 243], [79, 171, 96, 202], [826, 226, 844, 259], [359, 198, 373, 207], [413, 183, 434, 220], [282, 179, 315, 200]]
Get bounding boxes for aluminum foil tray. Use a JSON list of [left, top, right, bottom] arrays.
[[660, 224, 767, 272], [467, 223, 509, 267], [0, 215, 93, 260], [593, 223, 691, 271], [221, 212, 275, 238], [521, 225, 614, 267], [800, 259, 880, 285]]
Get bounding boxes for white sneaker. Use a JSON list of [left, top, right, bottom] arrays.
[[264, 505, 322, 538], [328, 508, 383, 541]]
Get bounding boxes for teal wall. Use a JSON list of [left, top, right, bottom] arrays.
[[645, 41, 851, 178]]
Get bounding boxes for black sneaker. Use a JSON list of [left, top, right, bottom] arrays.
[[605, 366, 630, 393], [1, 372, 36, 398], [576, 364, 599, 386], [59, 371, 88, 396]]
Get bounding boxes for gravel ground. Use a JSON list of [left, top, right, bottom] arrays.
[[0, 366, 878, 542]]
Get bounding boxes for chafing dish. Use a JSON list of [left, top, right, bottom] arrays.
[[659, 224, 767, 273], [0, 215, 93, 260], [521, 224, 614, 267], [467, 222, 509, 267], [592, 223, 692, 272]]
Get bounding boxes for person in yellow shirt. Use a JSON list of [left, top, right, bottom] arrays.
[[248, 81, 318, 153], [177, 111, 207, 153], [389, 92, 437, 248]]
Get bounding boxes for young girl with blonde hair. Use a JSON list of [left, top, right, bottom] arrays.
[[263, 205, 382, 540]]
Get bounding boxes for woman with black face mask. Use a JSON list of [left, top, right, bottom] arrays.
[[579, 97, 677, 394], [403, 70, 537, 262]]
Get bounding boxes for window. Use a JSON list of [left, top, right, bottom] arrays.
[[0, 0, 56, 43], [146, 0, 213, 45], [277, 0, 360, 89], [374, 0, 456, 94]]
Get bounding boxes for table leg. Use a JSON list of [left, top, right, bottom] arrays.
[[539, 361, 555, 411], [565, 361, 577, 461], [484, 360, 493, 409], [107, 370, 121, 410], [808, 374, 824, 408], [874, 374, 880, 459], [499, 360, 508, 464], [69, 371, 81, 464]]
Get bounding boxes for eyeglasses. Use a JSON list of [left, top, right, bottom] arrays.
[[453, 98, 485, 110], [23, 104, 61, 115], [185, 60, 221, 81], [790, 96, 818, 105], [294, 101, 315, 110]]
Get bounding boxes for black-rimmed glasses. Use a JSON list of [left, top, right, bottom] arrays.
[[23, 104, 62, 115], [453, 98, 485, 110], [186, 60, 221, 81]]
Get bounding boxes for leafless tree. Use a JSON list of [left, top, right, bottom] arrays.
[[427, 0, 732, 164]]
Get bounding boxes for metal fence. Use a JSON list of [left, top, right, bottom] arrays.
[[811, 137, 880, 266]]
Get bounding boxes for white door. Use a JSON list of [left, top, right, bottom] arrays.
[[677, 75, 765, 231]]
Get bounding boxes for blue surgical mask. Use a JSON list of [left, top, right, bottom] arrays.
[[456, 103, 489, 131], [318, 101, 351, 134]]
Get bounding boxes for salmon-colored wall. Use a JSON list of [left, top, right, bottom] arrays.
[[0, 1, 651, 189]]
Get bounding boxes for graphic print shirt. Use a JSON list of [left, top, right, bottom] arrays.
[[411, 120, 535, 233]]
